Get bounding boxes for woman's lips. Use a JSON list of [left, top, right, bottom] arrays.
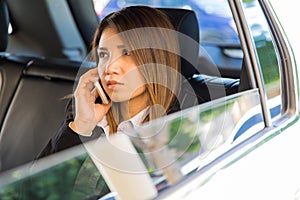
[[107, 80, 124, 90]]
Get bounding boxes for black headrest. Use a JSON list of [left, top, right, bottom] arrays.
[[67, 0, 99, 47], [0, 0, 9, 52], [159, 8, 200, 79]]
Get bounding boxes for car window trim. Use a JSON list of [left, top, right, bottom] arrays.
[[261, 0, 298, 120], [230, 0, 272, 127]]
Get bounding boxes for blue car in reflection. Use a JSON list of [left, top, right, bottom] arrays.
[[95, 0, 241, 45]]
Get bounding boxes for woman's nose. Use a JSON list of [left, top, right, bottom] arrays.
[[105, 57, 121, 75]]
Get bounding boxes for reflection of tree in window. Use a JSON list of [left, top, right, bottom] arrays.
[[243, 0, 281, 99], [256, 41, 280, 99]]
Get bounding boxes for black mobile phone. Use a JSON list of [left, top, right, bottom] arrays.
[[94, 81, 109, 104]]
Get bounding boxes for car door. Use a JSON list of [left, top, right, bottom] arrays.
[[156, 0, 300, 198]]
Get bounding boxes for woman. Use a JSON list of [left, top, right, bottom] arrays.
[[39, 5, 181, 157]]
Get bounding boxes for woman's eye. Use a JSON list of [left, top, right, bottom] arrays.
[[98, 49, 110, 59], [122, 49, 131, 56], [99, 52, 108, 58]]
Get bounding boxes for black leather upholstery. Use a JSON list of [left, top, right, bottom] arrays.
[[0, 75, 73, 171], [0, 57, 78, 171], [67, 0, 99, 48], [190, 74, 240, 102], [0, 55, 31, 129], [160, 8, 199, 79], [0, 0, 9, 52]]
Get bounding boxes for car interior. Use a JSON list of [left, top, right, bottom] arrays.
[[2, 1, 299, 199], [0, 0, 243, 173]]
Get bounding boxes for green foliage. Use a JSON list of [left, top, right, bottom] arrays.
[[169, 118, 201, 155], [256, 41, 280, 85], [0, 154, 87, 200], [243, 0, 254, 3]]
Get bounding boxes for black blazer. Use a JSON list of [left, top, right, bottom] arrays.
[[38, 94, 183, 159], [38, 99, 104, 158]]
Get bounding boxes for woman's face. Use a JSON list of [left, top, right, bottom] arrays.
[[97, 27, 146, 102]]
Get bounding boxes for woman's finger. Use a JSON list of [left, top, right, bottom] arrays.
[[75, 72, 99, 96]]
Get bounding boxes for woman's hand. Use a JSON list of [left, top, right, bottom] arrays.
[[70, 68, 111, 135]]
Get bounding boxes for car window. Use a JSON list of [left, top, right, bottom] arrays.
[[93, 0, 240, 46], [0, 89, 264, 199], [93, 0, 243, 78], [242, 0, 282, 121]]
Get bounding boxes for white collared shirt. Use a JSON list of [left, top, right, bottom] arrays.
[[97, 107, 149, 138]]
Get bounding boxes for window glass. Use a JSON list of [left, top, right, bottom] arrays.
[[0, 90, 264, 199], [0, 1, 270, 199], [93, 0, 240, 46], [242, 0, 282, 120], [92, 0, 243, 79]]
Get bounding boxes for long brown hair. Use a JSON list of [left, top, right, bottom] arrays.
[[91, 6, 181, 134]]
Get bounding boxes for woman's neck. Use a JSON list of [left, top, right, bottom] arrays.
[[119, 91, 149, 122]]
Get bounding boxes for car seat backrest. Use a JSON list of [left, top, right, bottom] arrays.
[[0, 57, 83, 172], [0, 0, 29, 136], [0, 55, 32, 129], [5, 0, 87, 60]]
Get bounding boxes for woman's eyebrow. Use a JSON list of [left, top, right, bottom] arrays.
[[98, 47, 108, 51], [117, 44, 126, 49], [98, 45, 125, 51]]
